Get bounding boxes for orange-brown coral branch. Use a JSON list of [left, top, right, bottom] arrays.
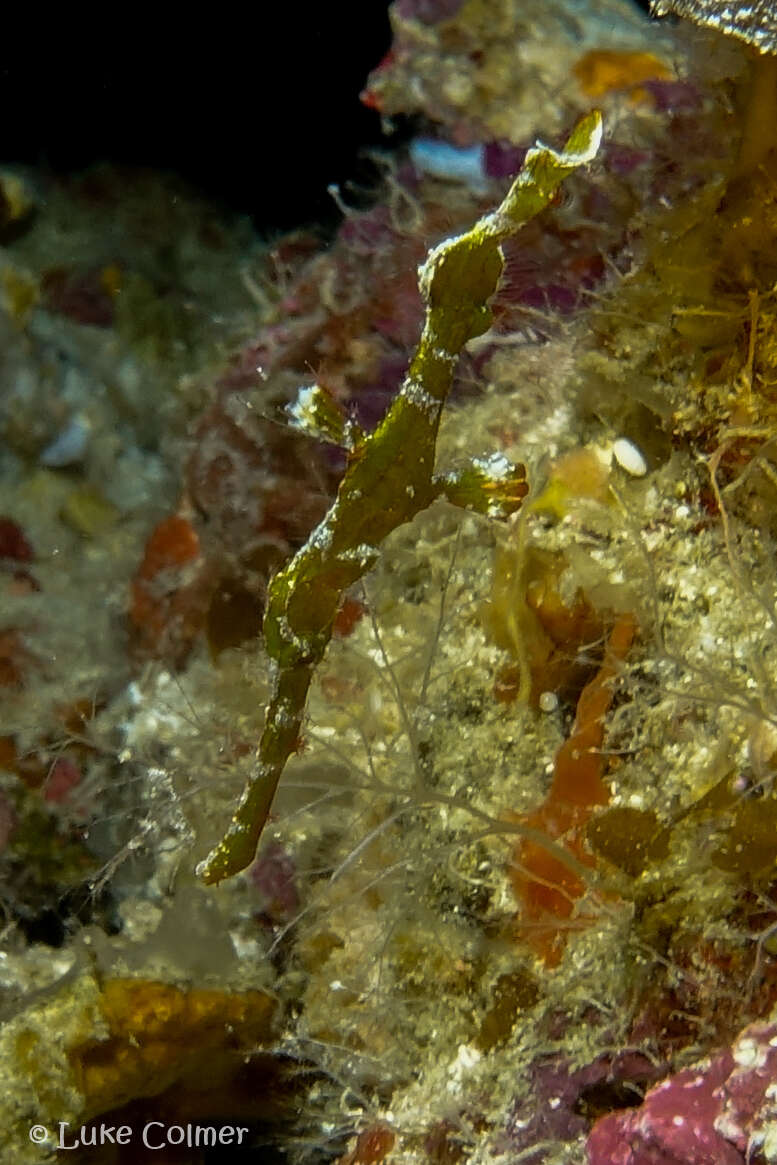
[[509, 612, 637, 965]]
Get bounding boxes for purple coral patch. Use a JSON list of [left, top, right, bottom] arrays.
[[249, 841, 300, 922], [483, 142, 528, 180], [587, 1023, 777, 1164], [501, 1052, 659, 1162]]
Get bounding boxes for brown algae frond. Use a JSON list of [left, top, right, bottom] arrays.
[[196, 111, 603, 885]]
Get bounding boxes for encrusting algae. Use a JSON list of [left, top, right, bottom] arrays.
[[71, 978, 275, 1119], [0, 968, 276, 1161]]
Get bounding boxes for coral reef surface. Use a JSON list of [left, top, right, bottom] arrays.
[[5, 0, 777, 1162]]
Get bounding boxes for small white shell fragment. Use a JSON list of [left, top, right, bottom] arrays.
[[539, 691, 559, 713], [612, 437, 648, 477]]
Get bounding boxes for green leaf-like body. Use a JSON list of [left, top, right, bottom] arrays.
[[197, 111, 602, 884]]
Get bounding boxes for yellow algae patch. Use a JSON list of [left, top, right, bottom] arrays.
[[60, 485, 119, 538], [0, 971, 275, 1161], [71, 978, 276, 1119], [574, 49, 671, 99], [532, 446, 612, 520]]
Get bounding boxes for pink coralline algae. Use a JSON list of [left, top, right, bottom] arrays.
[[586, 1022, 777, 1164], [248, 842, 300, 924], [500, 1049, 662, 1162], [43, 756, 82, 807]]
